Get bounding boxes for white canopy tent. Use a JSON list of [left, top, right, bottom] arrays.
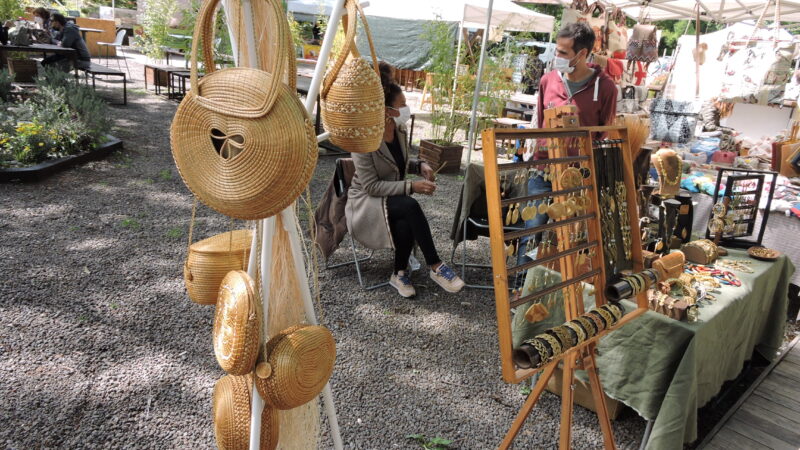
[[537, 0, 800, 23]]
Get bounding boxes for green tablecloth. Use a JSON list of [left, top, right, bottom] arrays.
[[512, 249, 794, 449]]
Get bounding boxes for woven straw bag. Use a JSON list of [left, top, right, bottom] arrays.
[[214, 270, 261, 375], [184, 229, 252, 305], [254, 325, 336, 410], [212, 374, 280, 450], [170, 0, 317, 220], [321, 0, 384, 153]]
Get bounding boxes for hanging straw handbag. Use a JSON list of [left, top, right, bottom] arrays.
[[214, 270, 261, 375], [212, 374, 279, 450], [254, 324, 336, 410], [185, 229, 252, 305], [320, 0, 384, 153], [170, 0, 317, 220]]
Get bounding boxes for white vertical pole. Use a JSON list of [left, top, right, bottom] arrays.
[[280, 209, 343, 449], [449, 23, 464, 116], [465, 0, 495, 166], [304, 0, 347, 116]]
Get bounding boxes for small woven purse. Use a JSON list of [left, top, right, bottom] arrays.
[[254, 324, 336, 410], [184, 228, 252, 305], [214, 270, 261, 375], [212, 374, 279, 450], [171, 0, 317, 220], [321, 0, 384, 153]]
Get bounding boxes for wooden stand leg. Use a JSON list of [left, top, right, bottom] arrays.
[[500, 364, 557, 450], [559, 357, 576, 448], [584, 342, 617, 450]]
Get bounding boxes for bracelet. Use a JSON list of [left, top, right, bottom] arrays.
[[586, 310, 607, 331], [575, 316, 597, 337], [594, 307, 616, 328], [565, 321, 587, 343], [604, 303, 624, 322], [525, 338, 551, 364], [539, 333, 563, 359], [550, 326, 575, 349]]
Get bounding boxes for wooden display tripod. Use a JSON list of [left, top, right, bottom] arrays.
[[480, 124, 648, 449]]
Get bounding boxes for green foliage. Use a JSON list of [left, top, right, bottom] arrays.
[[520, 384, 532, 396], [135, 0, 178, 60], [120, 217, 141, 229], [406, 434, 453, 449], [0, 69, 12, 103], [0, 68, 111, 167], [0, 0, 25, 21], [165, 226, 184, 239], [158, 168, 172, 180]]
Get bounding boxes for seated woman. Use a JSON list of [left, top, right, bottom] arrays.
[[345, 63, 465, 298], [32, 7, 53, 44]]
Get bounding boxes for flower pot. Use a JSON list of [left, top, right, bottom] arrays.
[[8, 58, 38, 83], [419, 139, 463, 174]]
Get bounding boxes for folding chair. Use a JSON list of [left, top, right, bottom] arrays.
[[323, 158, 389, 291]]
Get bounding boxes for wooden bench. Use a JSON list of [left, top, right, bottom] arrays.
[[80, 63, 127, 105]]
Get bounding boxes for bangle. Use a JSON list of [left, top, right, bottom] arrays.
[[575, 316, 597, 337], [550, 326, 575, 349], [525, 338, 551, 363], [594, 307, 616, 328], [604, 303, 624, 321], [565, 321, 587, 343], [586, 311, 606, 331], [539, 333, 563, 359]]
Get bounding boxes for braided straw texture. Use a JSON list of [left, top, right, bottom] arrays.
[[185, 230, 252, 305], [212, 374, 251, 450], [321, 0, 384, 153], [214, 270, 261, 375], [212, 374, 280, 450], [171, 0, 317, 220], [255, 325, 336, 410]]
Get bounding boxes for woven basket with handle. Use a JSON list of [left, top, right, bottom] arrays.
[[170, 0, 317, 220], [212, 374, 279, 450], [184, 229, 252, 305], [214, 270, 261, 375], [321, 0, 384, 153], [254, 324, 336, 410]]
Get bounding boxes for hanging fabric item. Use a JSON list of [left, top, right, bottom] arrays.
[[561, 0, 589, 28], [627, 7, 658, 69], [649, 99, 702, 144], [170, 0, 317, 220], [719, 1, 795, 105], [583, 2, 606, 53], [321, 0, 384, 153], [606, 8, 628, 59]]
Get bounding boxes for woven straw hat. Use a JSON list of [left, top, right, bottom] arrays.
[[185, 229, 252, 305], [214, 271, 261, 375], [321, 0, 384, 153], [255, 325, 336, 410], [212, 374, 280, 450], [171, 0, 317, 220]]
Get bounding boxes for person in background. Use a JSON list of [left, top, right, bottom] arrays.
[[43, 13, 91, 71], [516, 22, 617, 267], [521, 47, 545, 95], [345, 62, 465, 298], [32, 7, 53, 43]]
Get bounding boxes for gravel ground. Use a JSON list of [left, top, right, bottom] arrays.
[[2, 50, 788, 449]]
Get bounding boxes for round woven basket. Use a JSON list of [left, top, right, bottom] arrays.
[[212, 374, 280, 450], [255, 325, 336, 410], [214, 270, 261, 375], [321, 0, 384, 153], [171, 0, 317, 220], [185, 229, 252, 305]]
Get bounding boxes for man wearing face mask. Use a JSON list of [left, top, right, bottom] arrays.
[[345, 62, 465, 298], [516, 23, 616, 269]]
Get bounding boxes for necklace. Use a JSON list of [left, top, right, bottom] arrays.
[[656, 155, 682, 186]]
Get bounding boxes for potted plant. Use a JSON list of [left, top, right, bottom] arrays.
[[419, 21, 520, 173], [7, 52, 39, 83]]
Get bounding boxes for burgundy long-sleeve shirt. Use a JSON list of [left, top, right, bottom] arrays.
[[535, 62, 617, 158]]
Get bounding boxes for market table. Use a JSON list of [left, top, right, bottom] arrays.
[[512, 249, 794, 450], [0, 43, 78, 77]]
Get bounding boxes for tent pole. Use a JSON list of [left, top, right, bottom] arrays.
[[450, 22, 465, 120], [466, 0, 495, 167], [695, 3, 701, 98]]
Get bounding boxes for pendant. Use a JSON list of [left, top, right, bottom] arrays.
[[505, 204, 513, 226], [512, 203, 520, 223], [538, 201, 549, 215]]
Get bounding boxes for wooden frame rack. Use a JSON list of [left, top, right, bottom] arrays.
[[480, 126, 649, 449]]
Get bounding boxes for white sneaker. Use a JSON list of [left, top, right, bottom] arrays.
[[430, 263, 465, 293], [390, 271, 416, 298]]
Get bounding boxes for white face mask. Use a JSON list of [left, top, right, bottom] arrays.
[[553, 52, 581, 74], [390, 106, 411, 126], [34, 17, 44, 25]]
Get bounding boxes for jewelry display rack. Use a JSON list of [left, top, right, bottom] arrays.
[[705, 167, 777, 249], [481, 126, 649, 449]]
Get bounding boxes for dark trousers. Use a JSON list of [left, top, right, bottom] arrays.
[[386, 195, 440, 273]]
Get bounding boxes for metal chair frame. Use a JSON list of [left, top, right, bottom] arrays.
[[451, 216, 525, 290]]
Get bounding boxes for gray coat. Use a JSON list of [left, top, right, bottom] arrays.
[[345, 127, 421, 250]]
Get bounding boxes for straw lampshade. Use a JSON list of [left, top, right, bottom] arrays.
[[214, 270, 261, 375], [255, 325, 336, 410], [212, 374, 280, 450], [185, 230, 252, 305]]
